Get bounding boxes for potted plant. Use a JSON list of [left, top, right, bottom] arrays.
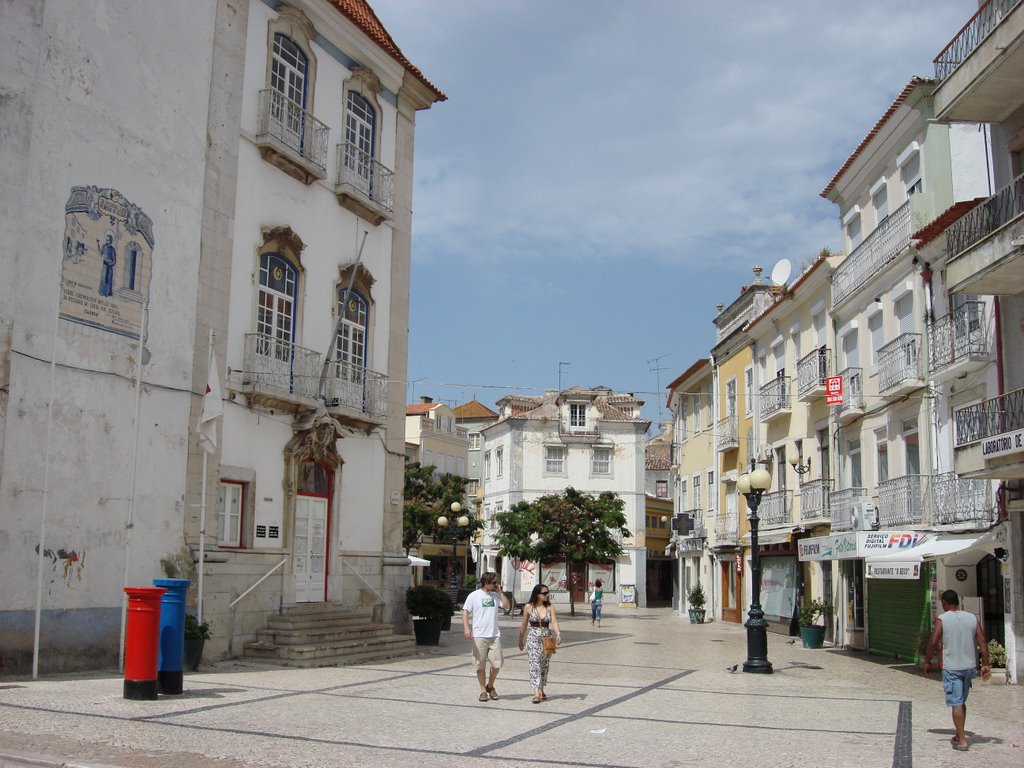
[[406, 585, 453, 646], [687, 582, 707, 624], [183, 613, 211, 671], [798, 598, 832, 649]]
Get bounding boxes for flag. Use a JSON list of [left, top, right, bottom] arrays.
[[197, 346, 222, 454]]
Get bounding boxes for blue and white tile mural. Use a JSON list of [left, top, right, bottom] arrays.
[[61, 186, 154, 339]]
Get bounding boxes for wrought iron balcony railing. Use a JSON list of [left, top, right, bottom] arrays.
[[933, 0, 1023, 80], [797, 347, 831, 398], [833, 367, 864, 421], [928, 301, 990, 374], [324, 359, 389, 419], [829, 487, 867, 533], [256, 89, 329, 174], [242, 332, 322, 402], [878, 474, 929, 527], [947, 170, 1024, 258], [714, 512, 740, 546], [760, 375, 791, 420], [878, 333, 922, 393], [954, 386, 1024, 446], [758, 490, 792, 527], [799, 478, 833, 523], [931, 472, 996, 526], [832, 201, 911, 307], [716, 414, 739, 451], [336, 141, 395, 212]]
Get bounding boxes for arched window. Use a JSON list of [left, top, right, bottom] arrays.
[[336, 289, 368, 369], [257, 253, 297, 360], [270, 34, 308, 150], [345, 91, 376, 185]]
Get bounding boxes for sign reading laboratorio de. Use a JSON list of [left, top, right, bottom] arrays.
[[60, 186, 154, 339], [980, 429, 1024, 458], [866, 561, 921, 579], [798, 531, 929, 561]]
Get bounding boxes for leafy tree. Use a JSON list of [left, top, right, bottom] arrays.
[[493, 487, 630, 616], [402, 462, 481, 562]]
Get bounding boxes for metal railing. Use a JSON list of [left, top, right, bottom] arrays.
[[832, 202, 911, 306], [323, 359, 389, 419], [799, 478, 833, 522], [341, 557, 385, 606], [716, 414, 739, 451], [758, 490, 792, 526], [833, 368, 864, 420], [878, 474, 929, 527], [929, 301, 990, 374], [760, 376, 791, 419], [714, 512, 740, 545], [797, 347, 831, 398], [931, 472, 996, 526], [830, 487, 867, 533], [947, 170, 1024, 258], [256, 89, 329, 174], [934, 0, 1022, 79], [243, 332, 322, 401], [955, 386, 1024, 445], [336, 141, 395, 212], [878, 333, 922, 392]]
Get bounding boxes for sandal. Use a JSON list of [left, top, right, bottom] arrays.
[[478, 691, 489, 702], [487, 685, 499, 700], [540, 692, 548, 700], [532, 695, 542, 704]]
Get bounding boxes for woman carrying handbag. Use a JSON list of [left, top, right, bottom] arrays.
[[518, 584, 562, 703]]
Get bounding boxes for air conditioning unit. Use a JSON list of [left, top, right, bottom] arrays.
[[851, 499, 878, 531]]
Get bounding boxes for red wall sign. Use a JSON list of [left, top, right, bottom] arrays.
[[825, 375, 844, 405]]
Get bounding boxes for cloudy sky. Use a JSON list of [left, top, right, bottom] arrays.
[[371, 0, 974, 428]]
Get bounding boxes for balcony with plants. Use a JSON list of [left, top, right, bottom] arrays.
[[255, 89, 329, 185]]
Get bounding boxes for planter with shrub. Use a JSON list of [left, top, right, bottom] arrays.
[[798, 598, 832, 649], [687, 582, 707, 624], [406, 585, 454, 645], [183, 614, 211, 671]]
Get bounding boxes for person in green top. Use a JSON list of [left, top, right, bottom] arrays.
[[591, 579, 603, 627]]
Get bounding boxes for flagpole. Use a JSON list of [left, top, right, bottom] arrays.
[[118, 298, 149, 672], [198, 328, 213, 623]]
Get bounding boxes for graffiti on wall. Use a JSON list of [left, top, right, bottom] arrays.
[[61, 186, 154, 339], [35, 545, 86, 586]]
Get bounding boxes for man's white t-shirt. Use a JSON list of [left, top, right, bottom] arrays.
[[463, 588, 502, 638]]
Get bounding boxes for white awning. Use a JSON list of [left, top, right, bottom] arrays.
[[407, 556, 431, 567], [864, 527, 1004, 568]]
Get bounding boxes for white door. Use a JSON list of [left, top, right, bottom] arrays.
[[293, 495, 327, 603]]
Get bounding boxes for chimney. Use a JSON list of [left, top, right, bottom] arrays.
[[420, 396, 433, 404]]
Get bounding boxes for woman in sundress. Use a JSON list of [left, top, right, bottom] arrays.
[[517, 583, 562, 703]]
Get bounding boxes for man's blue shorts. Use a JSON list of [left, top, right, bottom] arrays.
[[942, 667, 976, 707]]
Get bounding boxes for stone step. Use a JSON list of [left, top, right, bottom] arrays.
[[245, 642, 421, 669], [255, 623, 395, 645], [244, 633, 416, 663], [266, 612, 377, 631], [279, 603, 374, 618]]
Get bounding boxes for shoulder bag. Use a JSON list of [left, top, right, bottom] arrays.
[[542, 635, 557, 655]]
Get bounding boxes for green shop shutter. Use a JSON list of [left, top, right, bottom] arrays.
[[866, 567, 931, 661]]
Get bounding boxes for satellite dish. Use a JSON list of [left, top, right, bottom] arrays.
[[770, 258, 792, 286]]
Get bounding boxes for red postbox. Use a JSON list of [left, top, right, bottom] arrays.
[[123, 586, 166, 700]]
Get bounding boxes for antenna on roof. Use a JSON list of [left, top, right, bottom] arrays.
[[648, 354, 669, 425], [770, 258, 792, 287], [558, 362, 570, 391]]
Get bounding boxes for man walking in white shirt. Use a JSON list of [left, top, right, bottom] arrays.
[[462, 571, 511, 702]]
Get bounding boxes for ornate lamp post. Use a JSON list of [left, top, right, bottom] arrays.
[[437, 501, 469, 593], [737, 464, 773, 674]]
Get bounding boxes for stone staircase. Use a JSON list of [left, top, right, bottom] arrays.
[[243, 603, 418, 667]]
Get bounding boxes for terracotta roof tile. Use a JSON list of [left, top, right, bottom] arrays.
[[820, 77, 934, 199], [406, 402, 438, 415], [911, 198, 988, 248], [328, 0, 446, 102], [453, 398, 499, 419]]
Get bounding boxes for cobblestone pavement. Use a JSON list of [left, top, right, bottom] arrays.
[[1, 608, 1022, 768]]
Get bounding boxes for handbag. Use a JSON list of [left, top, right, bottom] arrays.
[[542, 635, 557, 655]]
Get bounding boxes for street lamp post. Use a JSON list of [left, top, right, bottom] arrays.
[[737, 463, 773, 674], [437, 502, 469, 595]]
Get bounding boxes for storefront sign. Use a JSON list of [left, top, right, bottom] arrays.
[[798, 531, 930, 561], [980, 429, 1024, 458], [866, 561, 920, 579]]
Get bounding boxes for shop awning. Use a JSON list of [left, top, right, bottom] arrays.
[[743, 528, 795, 547], [407, 555, 431, 567], [864, 527, 1004, 568]]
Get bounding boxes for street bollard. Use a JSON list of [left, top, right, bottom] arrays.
[[123, 586, 166, 700], [153, 578, 190, 695]]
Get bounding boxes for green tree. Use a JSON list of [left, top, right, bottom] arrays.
[[402, 462, 480, 562], [493, 487, 630, 616]]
